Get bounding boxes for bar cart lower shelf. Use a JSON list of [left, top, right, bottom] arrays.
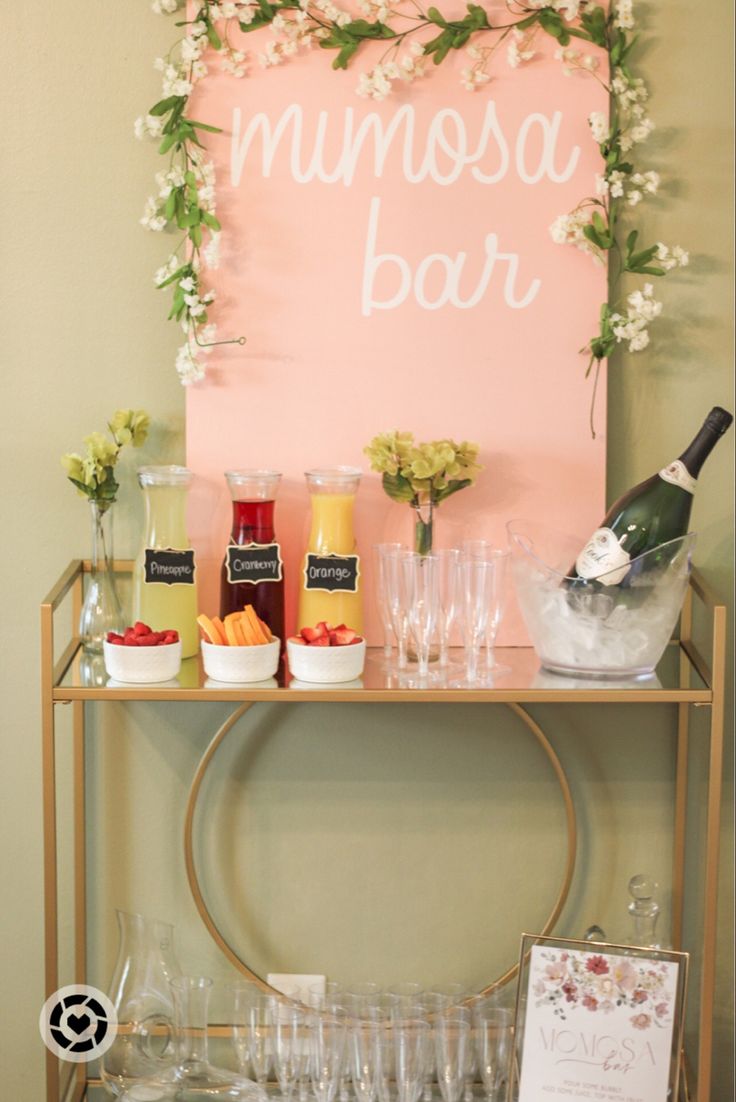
[[41, 561, 726, 1102]]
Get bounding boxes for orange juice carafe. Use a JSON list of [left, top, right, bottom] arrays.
[[297, 467, 363, 634]]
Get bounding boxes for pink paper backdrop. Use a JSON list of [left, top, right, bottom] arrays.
[[185, 21, 608, 644]]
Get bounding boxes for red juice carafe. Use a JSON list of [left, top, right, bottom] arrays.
[[220, 470, 285, 646]]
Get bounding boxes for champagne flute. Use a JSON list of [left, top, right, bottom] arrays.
[[310, 1012, 348, 1102], [271, 1002, 309, 1102], [456, 558, 494, 685], [474, 1008, 513, 1101], [401, 553, 440, 678], [435, 549, 461, 667], [383, 549, 413, 669], [393, 1018, 431, 1102], [434, 1012, 470, 1102], [373, 544, 405, 658], [461, 543, 510, 675], [349, 1013, 385, 1102]]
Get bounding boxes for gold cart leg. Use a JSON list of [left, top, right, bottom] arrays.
[[41, 603, 59, 1102], [696, 603, 726, 1102], [74, 698, 87, 1099], [672, 588, 693, 952], [672, 703, 689, 952]]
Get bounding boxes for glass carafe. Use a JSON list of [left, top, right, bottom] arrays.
[[297, 467, 363, 634], [133, 466, 199, 658], [100, 910, 181, 1097], [220, 470, 285, 647]]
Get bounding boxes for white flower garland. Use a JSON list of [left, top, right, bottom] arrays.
[[137, 0, 688, 434]]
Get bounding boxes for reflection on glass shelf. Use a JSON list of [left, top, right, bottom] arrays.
[[61, 642, 706, 697]]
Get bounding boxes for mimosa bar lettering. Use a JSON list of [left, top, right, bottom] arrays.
[[144, 548, 196, 586], [226, 542, 283, 585], [304, 553, 360, 594]]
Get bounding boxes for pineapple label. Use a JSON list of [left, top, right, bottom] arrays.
[[575, 528, 631, 586], [144, 548, 196, 586], [304, 553, 360, 594]]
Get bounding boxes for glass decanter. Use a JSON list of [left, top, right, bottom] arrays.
[[101, 910, 182, 1097], [130, 977, 266, 1101]]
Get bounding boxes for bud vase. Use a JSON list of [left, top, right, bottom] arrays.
[[413, 500, 434, 555], [79, 500, 124, 652]]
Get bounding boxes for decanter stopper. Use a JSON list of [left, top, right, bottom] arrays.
[[628, 873, 661, 948], [583, 924, 607, 943]]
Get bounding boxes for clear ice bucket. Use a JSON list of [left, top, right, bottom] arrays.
[[507, 519, 696, 679]]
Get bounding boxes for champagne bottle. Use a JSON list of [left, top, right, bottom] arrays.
[[572, 406, 732, 586]]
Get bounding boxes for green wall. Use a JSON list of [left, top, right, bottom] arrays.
[[1, 3, 732, 1099]]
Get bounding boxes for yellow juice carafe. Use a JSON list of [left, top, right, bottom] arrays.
[[298, 467, 363, 634], [133, 466, 199, 658]]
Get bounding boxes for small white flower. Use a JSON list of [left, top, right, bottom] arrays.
[[588, 111, 608, 144], [176, 343, 206, 385], [179, 276, 196, 292], [614, 0, 635, 30], [203, 233, 221, 269]]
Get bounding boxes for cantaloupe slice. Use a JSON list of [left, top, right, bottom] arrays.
[[212, 616, 227, 644], [223, 614, 244, 647], [243, 605, 269, 644], [197, 614, 225, 645]]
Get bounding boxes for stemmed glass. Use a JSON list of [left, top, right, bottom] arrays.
[[455, 558, 494, 684], [401, 553, 440, 678], [271, 1001, 309, 1102], [309, 1012, 348, 1102], [474, 1008, 514, 1102], [435, 550, 461, 667], [232, 987, 275, 1089], [461, 543, 510, 675], [434, 1011, 470, 1102], [373, 544, 405, 658], [349, 1013, 385, 1102], [382, 549, 413, 669]]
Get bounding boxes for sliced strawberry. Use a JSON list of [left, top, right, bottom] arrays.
[[133, 620, 152, 636], [316, 621, 330, 637], [332, 628, 358, 646], [300, 626, 324, 643], [332, 623, 347, 632], [310, 635, 330, 646], [163, 632, 178, 644], [123, 636, 139, 646], [136, 633, 157, 646], [107, 632, 124, 644], [288, 636, 307, 645], [348, 636, 363, 645]]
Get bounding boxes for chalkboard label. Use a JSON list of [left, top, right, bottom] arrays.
[[226, 542, 283, 585], [144, 547, 196, 586], [304, 553, 360, 594]]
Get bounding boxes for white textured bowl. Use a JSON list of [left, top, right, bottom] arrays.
[[103, 639, 182, 684], [287, 638, 366, 684], [201, 638, 280, 683]]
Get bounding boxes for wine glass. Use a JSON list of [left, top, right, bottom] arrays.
[[373, 544, 405, 657], [473, 1008, 513, 1101], [435, 549, 461, 667], [401, 553, 440, 678]]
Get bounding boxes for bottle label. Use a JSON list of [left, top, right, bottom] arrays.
[[575, 528, 631, 586], [144, 548, 196, 586], [659, 459, 697, 495], [226, 542, 283, 585], [304, 553, 360, 594]]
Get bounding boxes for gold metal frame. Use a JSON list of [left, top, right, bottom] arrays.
[[182, 701, 577, 998], [40, 561, 727, 1102]]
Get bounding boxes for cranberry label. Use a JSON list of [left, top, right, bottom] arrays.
[[144, 548, 196, 586], [304, 553, 360, 593], [226, 542, 283, 585], [575, 527, 631, 586]]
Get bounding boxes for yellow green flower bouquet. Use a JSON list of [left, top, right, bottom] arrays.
[[364, 431, 482, 554]]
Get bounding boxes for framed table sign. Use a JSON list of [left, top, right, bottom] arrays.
[[512, 934, 688, 1102]]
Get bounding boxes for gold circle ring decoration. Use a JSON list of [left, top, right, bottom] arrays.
[[183, 701, 577, 1000]]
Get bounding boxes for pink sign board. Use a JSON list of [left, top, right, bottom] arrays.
[[185, 24, 608, 644]]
